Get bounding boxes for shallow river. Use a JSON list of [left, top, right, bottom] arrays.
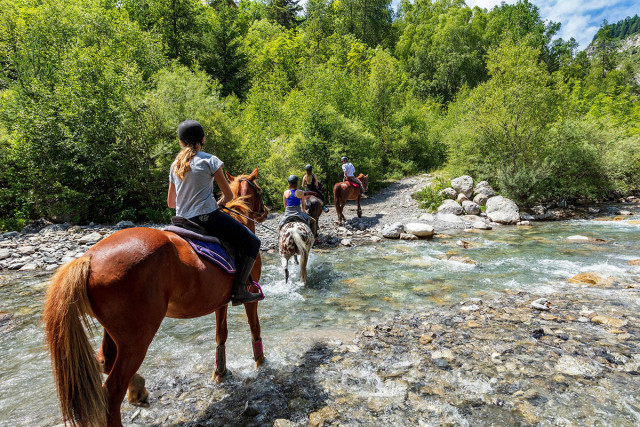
[[1, 206, 639, 426]]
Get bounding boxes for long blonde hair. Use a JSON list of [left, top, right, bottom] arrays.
[[172, 141, 201, 180]]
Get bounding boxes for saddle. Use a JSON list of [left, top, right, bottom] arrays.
[[346, 180, 359, 188], [164, 217, 236, 273], [303, 191, 322, 199]]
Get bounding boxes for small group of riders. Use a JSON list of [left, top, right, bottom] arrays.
[[168, 120, 367, 302]]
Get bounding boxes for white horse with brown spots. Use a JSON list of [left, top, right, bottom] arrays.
[[278, 221, 314, 283]]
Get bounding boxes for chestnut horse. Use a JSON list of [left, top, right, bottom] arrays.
[[43, 168, 267, 427], [304, 192, 323, 238], [333, 173, 368, 224]]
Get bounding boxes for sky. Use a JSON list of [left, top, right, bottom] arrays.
[[464, 0, 639, 49]]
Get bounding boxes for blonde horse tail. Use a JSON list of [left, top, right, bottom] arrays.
[[291, 227, 309, 283], [43, 256, 107, 427]]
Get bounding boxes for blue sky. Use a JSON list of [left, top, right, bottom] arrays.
[[464, 0, 639, 49]]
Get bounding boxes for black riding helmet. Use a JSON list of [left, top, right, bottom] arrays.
[[341, 156, 348, 162], [178, 120, 205, 143], [288, 175, 299, 185], [305, 164, 313, 171]]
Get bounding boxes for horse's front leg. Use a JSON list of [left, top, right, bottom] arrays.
[[281, 255, 289, 283], [213, 306, 229, 383], [244, 301, 265, 367], [357, 195, 362, 218]]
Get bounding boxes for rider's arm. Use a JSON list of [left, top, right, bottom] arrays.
[[302, 175, 308, 187], [167, 182, 176, 208], [283, 190, 289, 209], [298, 190, 306, 210], [214, 168, 234, 206]]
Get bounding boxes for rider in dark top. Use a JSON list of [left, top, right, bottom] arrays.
[[302, 164, 329, 212]]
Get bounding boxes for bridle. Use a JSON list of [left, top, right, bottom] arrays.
[[239, 178, 268, 222]]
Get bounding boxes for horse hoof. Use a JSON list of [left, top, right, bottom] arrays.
[[213, 369, 231, 384], [255, 355, 266, 368]]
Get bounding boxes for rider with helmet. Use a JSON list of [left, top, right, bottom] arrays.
[[301, 164, 329, 213], [341, 156, 366, 196], [279, 175, 317, 236], [168, 120, 263, 305]]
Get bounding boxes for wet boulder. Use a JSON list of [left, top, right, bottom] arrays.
[[486, 196, 520, 224], [404, 223, 435, 238], [473, 181, 496, 197], [382, 223, 404, 239], [438, 200, 463, 216], [451, 175, 474, 198]]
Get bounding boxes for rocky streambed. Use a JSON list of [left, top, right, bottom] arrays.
[[113, 277, 640, 426]]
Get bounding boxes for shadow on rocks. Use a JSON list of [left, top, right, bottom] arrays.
[[178, 342, 334, 427]]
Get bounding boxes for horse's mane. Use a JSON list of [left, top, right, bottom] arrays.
[[219, 173, 258, 225], [357, 173, 366, 180]]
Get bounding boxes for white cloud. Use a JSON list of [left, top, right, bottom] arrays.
[[465, 0, 638, 49]]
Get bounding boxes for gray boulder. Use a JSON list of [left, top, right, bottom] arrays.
[[486, 196, 520, 224], [474, 181, 496, 197], [116, 220, 135, 229], [462, 200, 481, 215], [382, 223, 404, 239], [532, 205, 546, 215], [439, 187, 457, 199], [473, 193, 488, 206], [404, 222, 435, 238], [457, 193, 469, 203], [451, 176, 474, 198], [78, 232, 103, 244], [438, 199, 463, 216], [473, 221, 492, 230]]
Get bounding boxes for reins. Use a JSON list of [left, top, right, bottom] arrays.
[[220, 205, 279, 235]]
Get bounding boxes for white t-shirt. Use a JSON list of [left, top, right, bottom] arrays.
[[169, 152, 223, 218], [342, 162, 356, 177]]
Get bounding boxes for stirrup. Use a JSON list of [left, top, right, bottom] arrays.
[[231, 281, 264, 306], [322, 206, 329, 212]]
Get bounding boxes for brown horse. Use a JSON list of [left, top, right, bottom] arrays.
[[304, 192, 323, 238], [43, 168, 267, 427], [333, 173, 368, 224]]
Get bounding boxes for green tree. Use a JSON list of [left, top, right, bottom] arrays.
[[266, 0, 302, 29]]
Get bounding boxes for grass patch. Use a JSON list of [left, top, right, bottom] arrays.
[[412, 175, 449, 211]]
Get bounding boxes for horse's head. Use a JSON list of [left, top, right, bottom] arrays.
[[224, 167, 268, 224], [358, 173, 369, 193]]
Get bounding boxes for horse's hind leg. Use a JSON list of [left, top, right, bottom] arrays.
[[357, 196, 362, 218], [97, 330, 116, 375], [213, 306, 229, 383]]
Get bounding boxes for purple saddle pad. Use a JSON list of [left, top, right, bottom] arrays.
[[164, 226, 236, 273]]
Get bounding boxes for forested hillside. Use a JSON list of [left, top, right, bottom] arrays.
[[1, 0, 639, 228]]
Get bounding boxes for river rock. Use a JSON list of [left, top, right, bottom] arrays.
[[615, 210, 633, 215], [382, 223, 404, 239], [486, 196, 520, 224], [456, 193, 469, 203], [400, 233, 418, 240], [531, 298, 550, 311], [418, 213, 435, 222], [532, 205, 546, 215], [117, 220, 135, 229], [17, 246, 36, 255], [438, 200, 463, 216], [370, 236, 382, 242], [461, 200, 480, 215], [41, 223, 71, 233], [566, 235, 589, 242], [451, 176, 473, 198], [588, 207, 601, 214], [19, 263, 38, 271], [439, 187, 457, 199], [341, 239, 352, 247], [404, 223, 434, 238], [473, 221, 491, 230], [3, 231, 19, 238], [79, 232, 102, 244], [473, 193, 488, 206], [309, 406, 338, 427], [474, 181, 496, 197], [555, 355, 601, 377], [436, 213, 463, 223], [22, 219, 52, 234], [591, 315, 628, 328], [517, 221, 530, 226], [273, 420, 293, 427], [0, 249, 10, 260], [628, 259, 640, 266], [568, 273, 614, 287]]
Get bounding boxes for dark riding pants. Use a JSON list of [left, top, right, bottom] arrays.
[[347, 176, 365, 194], [190, 209, 260, 259]]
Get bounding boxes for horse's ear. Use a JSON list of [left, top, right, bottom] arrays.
[[225, 170, 235, 182], [249, 167, 258, 180]]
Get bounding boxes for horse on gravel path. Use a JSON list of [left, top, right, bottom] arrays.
[[333, 173, 368, 224], [43, 168, 267, 427]]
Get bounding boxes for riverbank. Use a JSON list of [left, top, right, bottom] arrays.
[[2, 174, 637, 271]]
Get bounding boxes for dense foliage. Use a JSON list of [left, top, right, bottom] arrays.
[[0, 0, 639, 228], [593, 15, 640, 43]]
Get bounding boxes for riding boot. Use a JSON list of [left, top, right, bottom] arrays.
[[231, 255, 262, 306]]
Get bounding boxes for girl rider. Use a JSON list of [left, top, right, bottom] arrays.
[[301, 164, 329, 213], [167, 120, 262, 306], [279, 175, 317, 237]]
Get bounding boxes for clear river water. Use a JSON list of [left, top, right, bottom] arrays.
[[1, 205, 639, 426]]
